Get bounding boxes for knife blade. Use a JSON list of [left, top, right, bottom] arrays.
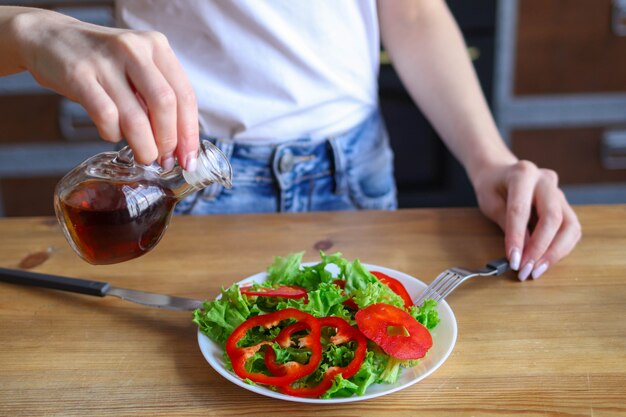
[[0, 267, 204, 311]]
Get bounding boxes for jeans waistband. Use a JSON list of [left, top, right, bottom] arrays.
[[199, 111, 381, 196], [175, 110, 395, 214]]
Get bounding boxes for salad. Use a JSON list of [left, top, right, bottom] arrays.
[[193, 251, 439, 399]]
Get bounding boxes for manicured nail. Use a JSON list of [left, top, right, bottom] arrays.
[[532, 262, 548, 280], [185, 152, 197, 172], [161, 154, 175, 171], [518, 261, 534, 281], [509, 248, 521, 271]]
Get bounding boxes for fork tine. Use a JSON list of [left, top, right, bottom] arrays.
[[435, 272, 463, 302], [428, 272, 463, 303], [415, 270, 461, 305], [424, 271, 456, 300], [435, 276, 468, 302], [415, 270, 449, 303], [415, 257, 508, 306]]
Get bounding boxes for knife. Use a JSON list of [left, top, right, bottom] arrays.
[[0, 267, 204, 311]]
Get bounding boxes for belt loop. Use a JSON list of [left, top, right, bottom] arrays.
[[328, 136, 348, 195]]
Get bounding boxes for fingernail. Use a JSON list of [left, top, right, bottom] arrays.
[[161, 154, 175, 171], [518, 261, 534, 281], [509, 248, 521, 271], [532, 262, 548, 280], [185, 152, 197, 172]]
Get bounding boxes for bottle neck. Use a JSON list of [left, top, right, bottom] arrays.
[[161, 167, 202, 200], [160, 140, 232, 200]]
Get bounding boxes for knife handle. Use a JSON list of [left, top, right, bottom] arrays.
[[0, 267, 110, 297]]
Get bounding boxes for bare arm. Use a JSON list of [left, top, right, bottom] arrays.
[[0, 6, 198, 169], [378, 0, 581, 280], [0, 7, 32, 75]]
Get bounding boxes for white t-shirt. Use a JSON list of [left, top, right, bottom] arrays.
[[116, 0, 380, 143]]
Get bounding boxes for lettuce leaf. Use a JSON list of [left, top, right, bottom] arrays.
[[192, 284, 259, 345], [322, 374, 360, 398], [266, 252, 305, 286], [276, 281, 349, 319], [322, 349, 388, 398], [409, 299, 440, 329]]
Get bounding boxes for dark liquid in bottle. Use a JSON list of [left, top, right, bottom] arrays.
[[58, 179, 176, 264]]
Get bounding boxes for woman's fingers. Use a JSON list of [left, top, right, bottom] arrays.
[[99, 59, 158, 164], [502, 164, 581, 281], [516, 169, 563, 280], [529, 197, 582, 280], [125, 57, 178, 168], [73, 76, 122, 143], [118, 31, 199, 169], [504, 161, 537, 271], [152, 36, 199, 170]]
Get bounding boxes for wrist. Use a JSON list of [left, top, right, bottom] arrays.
[[6, 8, 41, 71], [463, 136, 518, 187], [0, 7, 41, 74], [8, 8, 70, 73]]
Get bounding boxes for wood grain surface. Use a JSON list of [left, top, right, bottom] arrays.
[[0, 206, 625, 417]]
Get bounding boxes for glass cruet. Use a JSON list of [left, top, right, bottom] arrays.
[[54, 140, 232, 265]]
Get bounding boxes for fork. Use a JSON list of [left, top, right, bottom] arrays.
[[413, 257, 510, 306]]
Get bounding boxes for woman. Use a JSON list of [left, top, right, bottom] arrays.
[[0, 1, 581, 280]]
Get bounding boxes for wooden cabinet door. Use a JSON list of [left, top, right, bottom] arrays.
[[515, 0, 626, 95]]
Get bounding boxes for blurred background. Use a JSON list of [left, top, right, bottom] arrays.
[[0, 0, 625, 217]]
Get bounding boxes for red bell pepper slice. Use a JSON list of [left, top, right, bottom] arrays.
[[225, 308, 322, 386], [263, 321, 311, 376], [240, 285, 308, 300], [355, 303, 432, 360], [371, 271, 414, 308], [276, 316, 368, 398]]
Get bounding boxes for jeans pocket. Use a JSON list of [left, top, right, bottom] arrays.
[[346, 137, 397, 210]]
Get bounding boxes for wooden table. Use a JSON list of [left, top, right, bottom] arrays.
[[0, 206, 625, 416]]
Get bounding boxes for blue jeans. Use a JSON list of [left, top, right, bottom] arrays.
[[174, 111, 397, 214]]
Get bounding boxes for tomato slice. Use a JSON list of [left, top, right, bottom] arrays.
[[276, 316, 368, 398], [355, 303, 432, 360], [371, 271, 413, 308], [240, 285, 308, 300], [225, 308, 322, 386]]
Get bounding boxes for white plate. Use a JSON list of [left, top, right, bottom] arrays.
[[197, 263, 457, 403]]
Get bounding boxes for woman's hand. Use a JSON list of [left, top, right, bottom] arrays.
[[10, 8, 199, 169], [472, 160, 582, 280]]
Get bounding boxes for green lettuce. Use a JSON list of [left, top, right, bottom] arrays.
[[409, 299, 440, 329], [192, 284, 259, 345], [276, 281, 349, 319], [265, 252, 306, 287]]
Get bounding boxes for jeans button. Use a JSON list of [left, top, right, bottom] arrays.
[[279, 150, 295, 173]]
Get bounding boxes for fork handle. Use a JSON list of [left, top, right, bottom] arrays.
[[486, 258, 510, 275]]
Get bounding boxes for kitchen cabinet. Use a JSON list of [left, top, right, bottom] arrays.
[[494, 0, 626, 201]]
